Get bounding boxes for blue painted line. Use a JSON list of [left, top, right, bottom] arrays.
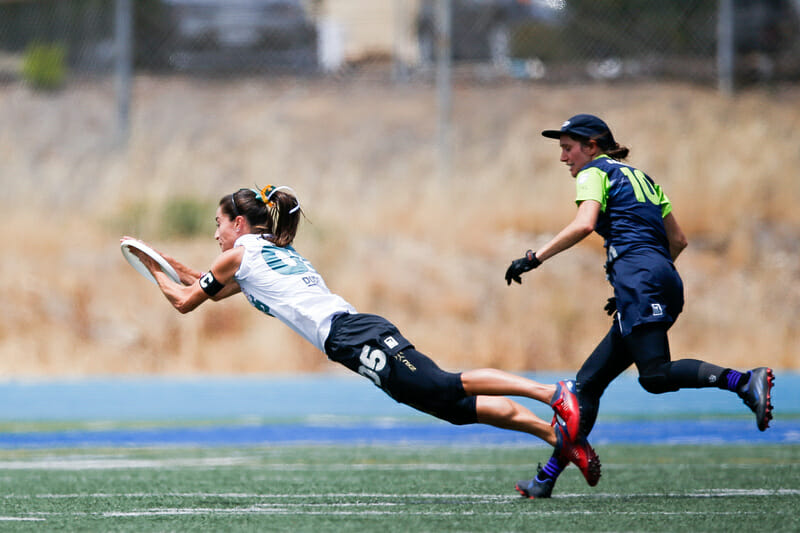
[[0, 419, 797, 449], [0, 373, 796, 448]]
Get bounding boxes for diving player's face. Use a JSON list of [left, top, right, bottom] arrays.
[[559, 135, 596, 177], [214, 206, 239, 251]]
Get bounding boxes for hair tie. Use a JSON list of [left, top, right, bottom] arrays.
[[263, 184, 301, 214], [254, 185, 275, 208], [250, 187, 265, 203]]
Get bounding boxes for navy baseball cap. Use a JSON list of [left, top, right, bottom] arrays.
[[541, 114, 615, 144]]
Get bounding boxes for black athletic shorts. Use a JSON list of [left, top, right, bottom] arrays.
[[324, 313, 477, 425]]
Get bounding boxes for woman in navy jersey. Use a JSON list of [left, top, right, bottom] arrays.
[[505, 114, 775, 497], [124, 184, 600, 498]]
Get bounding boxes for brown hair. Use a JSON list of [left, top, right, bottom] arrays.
[[570, 132, 630, 161], [219, 187, 302, 247]]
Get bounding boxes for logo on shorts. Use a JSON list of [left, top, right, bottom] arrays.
[[651, 303, 663, 316], [383, 336, 399, 349]]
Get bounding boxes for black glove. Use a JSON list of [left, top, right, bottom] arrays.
[[604, 297, 617, 316], [505, 250, 541, 285]]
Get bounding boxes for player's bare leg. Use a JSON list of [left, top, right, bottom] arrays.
[[462, 380, 601, 490], [461, 369, 556, 404], [474, 395, 556, 444]]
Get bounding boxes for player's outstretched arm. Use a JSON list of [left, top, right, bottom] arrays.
[[121, 236, 202, 286], [128, 244, 242, 313], [535, 199, 600, 262], [159, 251, 204, 286]]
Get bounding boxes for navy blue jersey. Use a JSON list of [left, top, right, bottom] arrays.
[[575, 155, 683, 335], [575, 155, 672, 262]]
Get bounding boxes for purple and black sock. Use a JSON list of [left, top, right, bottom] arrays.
[[719, 369, 749, 392], [536, 454, 568, 482]]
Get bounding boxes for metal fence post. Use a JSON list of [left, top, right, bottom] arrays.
[[114, 0, 132, 146], [717, 0, 735, 95], [435, 0, 452, 182]]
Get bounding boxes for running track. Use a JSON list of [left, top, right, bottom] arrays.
[[0, 373, 797, 448]]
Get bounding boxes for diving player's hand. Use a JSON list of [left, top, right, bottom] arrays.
[[504, 250, 541, 285]]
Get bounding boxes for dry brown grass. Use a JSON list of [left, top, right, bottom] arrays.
[[1, 76, 798, 377]]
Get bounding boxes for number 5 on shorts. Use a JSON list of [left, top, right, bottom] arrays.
[[358, 345, 387, 387]]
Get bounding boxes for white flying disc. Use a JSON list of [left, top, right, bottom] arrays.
[[120, 239, 181, 285]]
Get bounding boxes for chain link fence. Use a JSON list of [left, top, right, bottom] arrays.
[[1, 0, 798, 178], [1, 0, 798, 158], [2, 0, 799, 84]]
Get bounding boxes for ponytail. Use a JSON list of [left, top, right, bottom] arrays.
[[261, 185, 302, 247], [603, 143, 630, 161], [570, 132, 630, 161], [220, 185, 303, 247]]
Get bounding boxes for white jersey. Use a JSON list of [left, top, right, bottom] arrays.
[[233, 233, 356, 353]]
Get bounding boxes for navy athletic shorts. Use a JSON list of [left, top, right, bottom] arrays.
[[324, 313, 478, 425], [607, 249, 684, 336]]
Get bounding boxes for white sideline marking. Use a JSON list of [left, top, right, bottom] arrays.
[[14, 507, 798, 520], [0, 460, 508, 471], [0, 456, 793, 472], [5, 490, 797, 522], [3, 492, 511, 501], [5, 489, 800, 500], [0, 457, 251, 470]]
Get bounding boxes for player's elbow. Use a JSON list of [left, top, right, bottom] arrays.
[[173, 297, 200, 314], [669, 236, 688, 261], [672, 234, 688, 254], [576, 222, 595, 239], [167, 285, 208, 314], [174, 302, 193, 314]]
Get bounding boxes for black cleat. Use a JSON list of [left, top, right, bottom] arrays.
[[515, 465, 554, 499], [738, 367, 775, 431]]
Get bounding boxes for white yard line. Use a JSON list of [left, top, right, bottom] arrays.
[[3, 489, 797, 522], [4, 489, 800, 500], [12, 507, 797, 519], [0, 455, 794, 471]]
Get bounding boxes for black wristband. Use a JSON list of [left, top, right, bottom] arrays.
[[526, 250, 541, 268], [199, 271, 224, 296]]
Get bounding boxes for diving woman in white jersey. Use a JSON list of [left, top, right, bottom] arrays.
[[123, 185, 600, 497]]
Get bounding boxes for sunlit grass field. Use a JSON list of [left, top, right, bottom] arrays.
[[0, 444, 797, 532]]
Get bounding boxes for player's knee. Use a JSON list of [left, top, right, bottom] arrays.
[[490, 396, 518, 420], [475, 396, 517, 425], [638, 372, 679, 394]]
